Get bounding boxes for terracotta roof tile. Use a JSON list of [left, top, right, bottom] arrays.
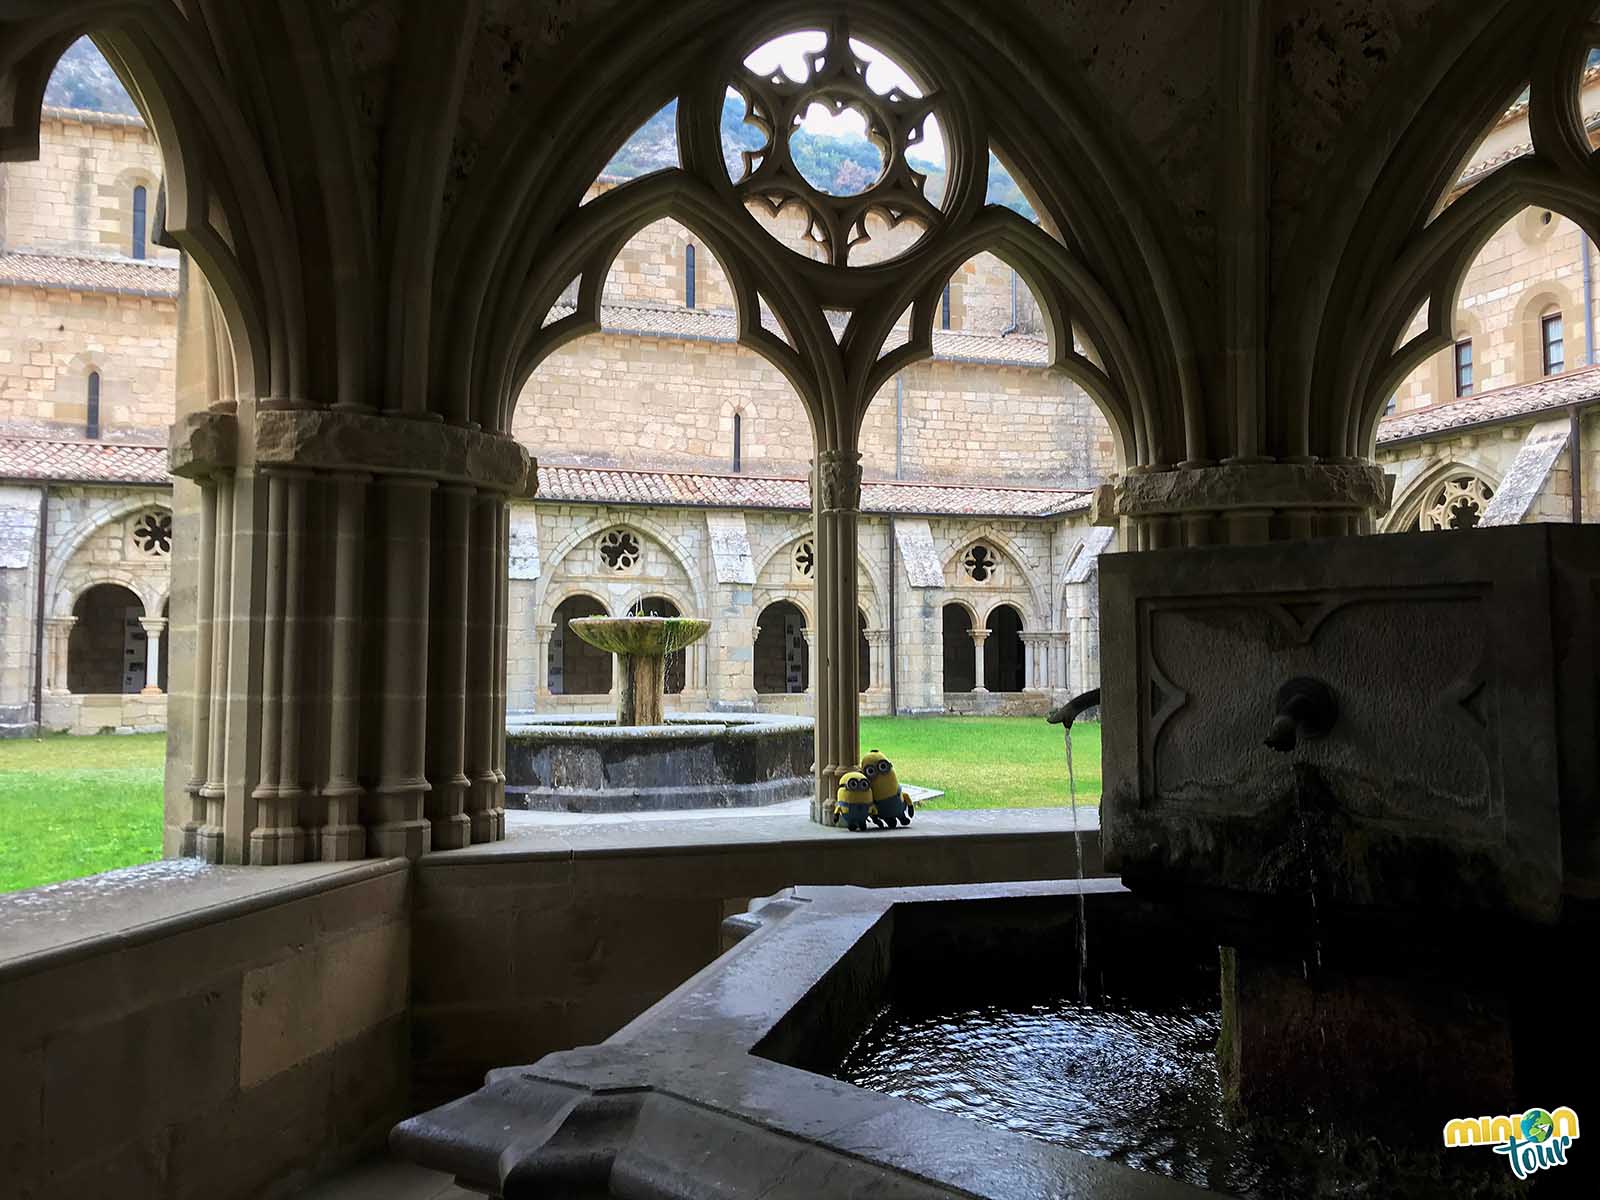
[[536, 464, 1088, 518], [1378, 367, 1600, 444], [0, 436, 170, 485], [0, 251, 178, 298], [552, 302, 1052, 368]]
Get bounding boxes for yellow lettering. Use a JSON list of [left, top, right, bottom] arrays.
[[1487, 1116, 1515, 1144], [1553, 1107, 1581, 1140], [1444, 1118, 1484, 1147]]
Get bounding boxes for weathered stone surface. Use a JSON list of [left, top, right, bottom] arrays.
[[1100, 524, 1600, 923], [167, 409, 237, 479], [893, 517, 944, 587], [1114, 461, 1392, 517], [253, 409, 529, 492], [705, 510, 755, 584], [1480, 418, 1569, 526]]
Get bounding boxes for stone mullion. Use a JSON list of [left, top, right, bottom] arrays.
[[368, 477, 436, 858], [139, 619, 166, 693], [44, 616, 75, 694], [197, 473, 234, 862], [810, 448, 862, 824], [320, 472, 368, 861], [277, 472, 311, 857], [533, 622, 555, 698], [425, 484, 474, 851], [464, 491, 502, 843]]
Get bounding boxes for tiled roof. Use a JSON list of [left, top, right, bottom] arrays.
[[536, 464, 1089, 518], [40, 105, 147, 130], [552, 302, 1052, 368], [0, 250, 178, 298], [1377, 367, 1600, 444], [0, 436, 170, 485]]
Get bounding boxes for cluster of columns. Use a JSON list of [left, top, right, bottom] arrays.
[[173, 408, 529, 865]]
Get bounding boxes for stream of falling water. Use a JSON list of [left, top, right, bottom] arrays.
[[1063, 724, 1087, 1004]]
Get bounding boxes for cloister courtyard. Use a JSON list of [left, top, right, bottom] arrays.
[[0, 717, 1103, 894]]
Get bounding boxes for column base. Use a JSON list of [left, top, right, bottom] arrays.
[[430, 813, 472, 851], [249, 826, 308, 865], [319, 823, 368, 862], [368, 819, 432, 859], [140, 686, 163, 696]]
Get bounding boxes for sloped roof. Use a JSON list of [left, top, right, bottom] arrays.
[[536, 464, 1089, 518], [1377, 366, 1600, 444], [551, 302, 1052, 368], [0, 250, 178, 299], [0, 436, 170, 485]]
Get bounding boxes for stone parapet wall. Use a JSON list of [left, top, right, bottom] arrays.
[[0, 858, 410, 1199], [40, 691, 166, 734]]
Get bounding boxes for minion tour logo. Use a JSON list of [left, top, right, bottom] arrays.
[[1442, 1106, 1579, 1180]]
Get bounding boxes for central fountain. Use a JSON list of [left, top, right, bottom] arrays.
[[395, 526, 1599, 1197], [504, 615, 813, 813]]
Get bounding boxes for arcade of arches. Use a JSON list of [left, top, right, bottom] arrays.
[[1, 2, 1598, 859]]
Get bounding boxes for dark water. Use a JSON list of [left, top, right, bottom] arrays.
[[836, 994, 1524, 1198]]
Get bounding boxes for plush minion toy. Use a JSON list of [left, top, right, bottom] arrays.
[[834, 770, 876, 832], [861, 749, 912, 826]]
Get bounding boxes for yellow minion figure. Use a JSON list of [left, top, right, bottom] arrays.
[[834, 770, 876, 831], [861, 749, 912, 827]]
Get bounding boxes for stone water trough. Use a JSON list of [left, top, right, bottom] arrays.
[[506, 615, 814, 812]]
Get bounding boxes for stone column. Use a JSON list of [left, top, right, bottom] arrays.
[[45, 616, 75, 693], [970, 628, 990, 692], [425, 484, 474, 851], [533, 622, 555, 699], [320, 472, 368, 861], [865, 629, 890, 694], [139, 618, 167, 694], [465, 491, 511, 844], [367, 476, 435, 859], [810, 449, 863, 822], [802, 629, 816, 695], [248, 469, 306, 866]]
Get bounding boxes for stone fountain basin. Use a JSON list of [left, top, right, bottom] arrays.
[[568, 614, 711, 655], [392, 879, 1216, 1199], [504, 713, 813, 812]]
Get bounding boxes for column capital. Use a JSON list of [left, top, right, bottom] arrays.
[[45, 614, 77, 629], [535, 623, 557, 637], [969, 628, 992, 643], [810, 449, 863, 512], [139, 617, 169, 635]]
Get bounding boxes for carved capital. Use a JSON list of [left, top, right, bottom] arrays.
[[1110, 462, 1391, 520], [168, 410, 238, 480], [810, 450, 863, 512], [254, 410, 530, 493]]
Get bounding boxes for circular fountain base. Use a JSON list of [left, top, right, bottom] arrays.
[[504, 713, 814, 813]]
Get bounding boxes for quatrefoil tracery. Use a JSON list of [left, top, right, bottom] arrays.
[[723, 21, 947, 267]]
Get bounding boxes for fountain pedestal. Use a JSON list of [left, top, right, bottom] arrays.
[[569, 616, 710, 727]]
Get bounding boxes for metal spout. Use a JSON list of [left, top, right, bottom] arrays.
[[1048, 687, 1100, 729], [1265, 677, 1338, 753]]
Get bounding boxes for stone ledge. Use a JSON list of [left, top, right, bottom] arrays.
[[255, 410, 532, 492], [0, 856, 407, 982], [1109, 462, 1392, 518]]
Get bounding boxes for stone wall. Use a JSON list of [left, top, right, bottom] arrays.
[[0, 285, 178, 439], [0, 485, 41, 730], [0, 109, 178, 264], [517, 333, 1115, 486], [0, 859, 410, 1199]]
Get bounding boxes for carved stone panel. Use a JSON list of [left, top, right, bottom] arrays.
[[1100, 525, 1600, 924]]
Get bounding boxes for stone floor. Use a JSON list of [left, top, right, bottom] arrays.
[[293, 1157, 468, 1199]]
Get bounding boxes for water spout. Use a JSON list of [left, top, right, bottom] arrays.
[[1049, 687, 1099, 1004], [1263, 677, 1337, 753]]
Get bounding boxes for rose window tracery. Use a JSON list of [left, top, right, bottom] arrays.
[[962, 543, 1000, 583], [723, 24, 947, 266], [1419, 476, 1494, 531], [598, 529, 642, 572], [793, 537, 816, 578], [132, 510, 172, 556]]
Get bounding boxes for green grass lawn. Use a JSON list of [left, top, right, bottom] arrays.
[[0, 733, 166, 894], [859, 715, 1100, 811], [0, 718, 1094, 892]]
